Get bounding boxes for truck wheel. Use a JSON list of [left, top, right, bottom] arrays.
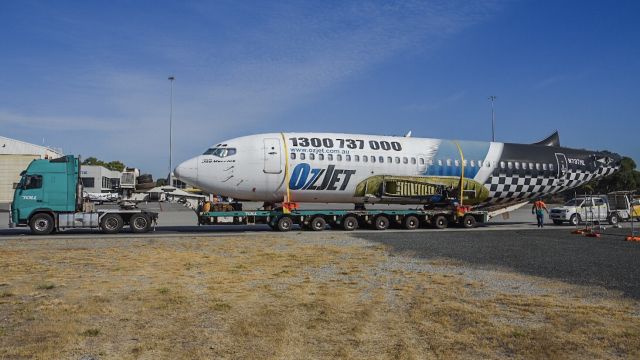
[[432, 215, 448, 229], [29, 213, 54, 235], [130, 213, 151, 233], [101, 213, 124, 234], [608, 214, 619, 226], [403, 215, 419, 230], [374, 215, 389, 230], [342, 216, 358, 231], [310, 216, 326, 231], [461, 214, 476, 228], [569, 214, 581, 226], [277, 216, 293, 232], [552, 220, 563, 225]]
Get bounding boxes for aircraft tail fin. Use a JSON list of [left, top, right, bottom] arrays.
[[533, 131, 560, 147]]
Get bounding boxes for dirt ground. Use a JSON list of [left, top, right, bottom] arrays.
[[1, 233, 639, 359]]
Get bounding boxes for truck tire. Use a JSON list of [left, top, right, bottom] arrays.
[[403, 215, 420, 230], [461, 214, 477, 228], [101, 213, 124, 234], [608, 214, 619, 226], [277, 216, 293, 232], [374, 215, 389, 230], [432, 215, 448, 229], [310, 216, 326, 231], [569, 214, 581, 226], [29, 213, 54, 235], [130, 213, 151, 233], [342, 216, 358, 231]]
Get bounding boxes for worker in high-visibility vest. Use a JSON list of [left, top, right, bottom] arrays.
[[532, 198, 549, 228]]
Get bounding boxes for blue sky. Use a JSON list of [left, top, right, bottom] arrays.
[[1, 0, 638, 177]]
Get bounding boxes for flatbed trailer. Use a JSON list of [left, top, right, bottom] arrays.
[[198, 207, 488, 231]]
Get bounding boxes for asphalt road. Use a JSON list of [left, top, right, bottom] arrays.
[[359, 228, 640, 299]]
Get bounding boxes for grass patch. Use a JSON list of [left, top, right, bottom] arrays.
[[81, 328, 100, 337], [36, 283, 55, 290], [0, 291, 14, 298]]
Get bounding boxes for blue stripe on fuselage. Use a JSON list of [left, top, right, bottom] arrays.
[[424, 140, 490, 179]]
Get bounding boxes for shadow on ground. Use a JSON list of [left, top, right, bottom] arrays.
[[357, 228, 640, 299]]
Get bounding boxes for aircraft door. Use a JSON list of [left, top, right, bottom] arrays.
[[555, 153, 568, 178], [263, 138, 282, 174]]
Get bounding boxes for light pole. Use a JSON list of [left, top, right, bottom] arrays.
[[488, 95, 496, 142], [168, 76, 175, 182]]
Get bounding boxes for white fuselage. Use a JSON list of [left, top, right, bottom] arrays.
[[174, 132, 620, 208]]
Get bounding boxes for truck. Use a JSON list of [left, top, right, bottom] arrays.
[[549, 192, 639, 226], [9, 155, 158, 235]]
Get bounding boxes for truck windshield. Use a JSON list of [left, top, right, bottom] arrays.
[[564, 199, 584, 207], [203, 148, 237, 157]]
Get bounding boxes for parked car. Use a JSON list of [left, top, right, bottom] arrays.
[[549, 196, 611, 226]]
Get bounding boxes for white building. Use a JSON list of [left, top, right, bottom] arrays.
[[80, 165, 122, 193], [0, 136, 64, 203]]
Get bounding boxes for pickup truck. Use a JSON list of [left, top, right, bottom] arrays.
[[549, 192, 639, 226]]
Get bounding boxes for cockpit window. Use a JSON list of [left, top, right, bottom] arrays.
[[203, 147, 237, 157]]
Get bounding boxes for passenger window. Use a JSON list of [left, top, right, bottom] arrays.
[[395, 157, 400, 164], [318, 154, 324, 161], [446, 159, 452, 166], [403, 157, 408, 164], [543, 163, 548, 170], [507, 162, 513, 169], [328, 154, 333, 161], [536, 163, 541, 171], [24, 175, 43, 189], [300, 153, 306, 160], [346, 155, 351, 161], [522, 163, 528, 170], [309, 153, 315, 160], [363, 156, 368, 163], [529, 162, 534, 169], [336, 154, 341, 161], [411, 158, 416, 165], [371, 156, 376, 163], [438, 160, 443, 166], [290, 153, 296, 160], [387, 156, 393, 163], [514, 162, 520, 169], [470, 160, 475, 167], [500, 161, 505, 169], [549, 164, 554, 171], [454, 160, 460, 167], [379, 156, 384, 163], [354, 155, 360, 162]]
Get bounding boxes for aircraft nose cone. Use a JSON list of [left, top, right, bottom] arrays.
[[174, 157, 199, 186]]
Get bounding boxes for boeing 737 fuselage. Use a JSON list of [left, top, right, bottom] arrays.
[[174, 132, 621, 209]]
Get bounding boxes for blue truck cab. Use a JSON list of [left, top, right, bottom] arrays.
[[10, 155, 157, 235]]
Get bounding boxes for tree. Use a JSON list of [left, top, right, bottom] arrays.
[[82, 157, 126, 172]]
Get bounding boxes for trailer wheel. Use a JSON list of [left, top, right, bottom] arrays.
[[404, 215, 420, 230], [101, 213, 124, 234], [374, 215, 390, 230], [608, 213, 619, 226], [310, 216, 326, 231], [130, 213, 151, 233], [277, 216, 293, 232], [461, 214, 477, 228], [29, 213, 54, 235], [342, 216, 358, 231], [432, 215, 448, 229]]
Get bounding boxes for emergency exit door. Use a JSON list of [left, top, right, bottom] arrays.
[[555, 153, 568, 178], [263, 138, 282, 174]]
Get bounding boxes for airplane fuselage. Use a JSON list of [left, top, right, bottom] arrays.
[[174, 132, 620, 208]]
